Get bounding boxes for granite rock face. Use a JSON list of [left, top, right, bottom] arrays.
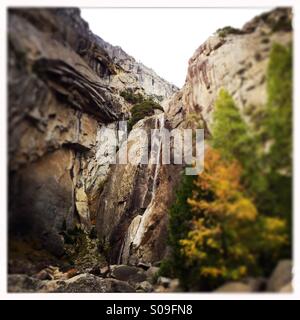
[[95, 36, 178, 100], [182, 8, 292, 131], [96, 113, 184, 264], [8, 8, 176, 260], [95, 8, 292, 265]]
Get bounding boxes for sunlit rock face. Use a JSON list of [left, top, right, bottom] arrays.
[[183, 8, 292, 131], [96, 114, 183, 264], [95, 7, 292, 265], [8, 8, 176, 258]]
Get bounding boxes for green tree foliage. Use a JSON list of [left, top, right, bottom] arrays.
[[160, 173, 196, 289], [120, 89, 144, 104], [217, 26, 244, 38], [128, 100, 164, 131], [264, 43, 292, 173], [212, 89, 254, 163], [211, 89, 267, 202], [259, 43, 292, 256], [120, 89, 164, 131]]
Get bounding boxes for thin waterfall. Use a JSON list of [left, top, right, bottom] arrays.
[[119, 112, 165, 263], [151, 113, 165, 198]]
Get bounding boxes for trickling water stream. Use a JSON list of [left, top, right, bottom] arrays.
[[151, 113, 165, 197], [119, 113, 165, 264]]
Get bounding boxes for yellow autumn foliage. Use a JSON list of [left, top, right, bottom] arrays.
[[180, 148, 287, 284]]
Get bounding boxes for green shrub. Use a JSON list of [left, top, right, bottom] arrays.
[[128, 100, 164, 131], [217, 26, 244, 38], [120, 89, 144, 104], [270, 16, 292, 32]]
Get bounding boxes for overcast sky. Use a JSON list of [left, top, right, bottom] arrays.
[[81, 8, 272, 88]]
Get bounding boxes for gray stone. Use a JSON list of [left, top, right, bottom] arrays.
[[267, 260, 293, 292], [111, 265, 147, 284], [99, 266, 110, 278], [146, 266, 160, 283], [214, 282, 253, 293], [51, 274, 135, 293], [137, 262, 151, 270], [35, 269, 52, 281], [157, 276, 171, 288], [244, 277, 267, 292], [8, 274, 43, 293], [136, 281, 153, 293], [279, 282, 293, 293], [169, 279, 181, 292]]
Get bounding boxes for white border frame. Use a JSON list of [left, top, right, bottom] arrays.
[[0, 0, 299, 300]]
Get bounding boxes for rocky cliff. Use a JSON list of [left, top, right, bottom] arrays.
[[8, 8, 177, 272], [8, 7, 292, 292]]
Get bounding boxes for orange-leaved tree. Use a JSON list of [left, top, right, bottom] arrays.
[[179, 148, 287, 289]]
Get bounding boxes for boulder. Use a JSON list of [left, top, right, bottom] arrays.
[[157, 276, 172, 288], [279, 282, 293, 293], [267, 260, 293, 292], [35, 269, 52, 281], [8, 274, 43, 293], [244, 277, 267, 292], [214, 282, 253, 293], [146, 266, 160, 283], [111, 265, 147, 284], [48, 274, 135, 293], [99, 266, 110, 278], [136, 281, 153, 293], [137, 262, 151, 270], [169, 279, 181, 292]]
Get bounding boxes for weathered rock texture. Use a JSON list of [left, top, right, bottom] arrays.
[[95, 8, 292, 265], [8, 273, 135, 293], [95, 36, 178, 100], [8, 8, 176, 263], [179, 8, 292, 131]]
